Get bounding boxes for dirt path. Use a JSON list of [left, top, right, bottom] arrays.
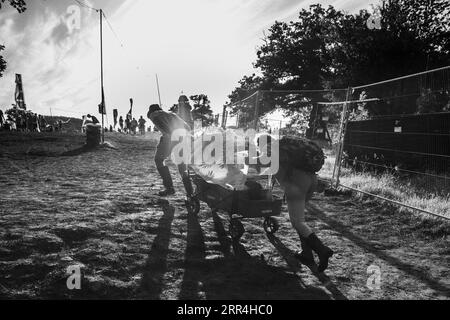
[[0, 132, 448, 299]]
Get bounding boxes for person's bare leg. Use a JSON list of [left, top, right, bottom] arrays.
[[286, 194, 312, 237], [283, 174, 315, 266], [286, 194, 316, 266], [283, 170, 333, 272]]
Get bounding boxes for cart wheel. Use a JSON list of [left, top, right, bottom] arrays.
[[185, 197, 200, 215], [263, 217, 279, 235], [229, 219, 245, 240]]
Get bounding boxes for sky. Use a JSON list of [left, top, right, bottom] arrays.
[[0, 0, 375, 125]]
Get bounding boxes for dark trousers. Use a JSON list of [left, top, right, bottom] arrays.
[[155, 135, 193, 195]]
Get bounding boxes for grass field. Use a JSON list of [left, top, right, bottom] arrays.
[[0, 131, 448, 299], [319, 150, 450, 219]]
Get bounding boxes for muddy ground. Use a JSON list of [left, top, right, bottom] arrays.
[[0, 131, 448, 300]]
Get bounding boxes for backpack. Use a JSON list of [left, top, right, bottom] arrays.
[[279, 135, 325, 173]]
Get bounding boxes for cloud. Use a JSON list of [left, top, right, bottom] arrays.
[[0, 0, 108, 116], [48, 19, 71, 46]]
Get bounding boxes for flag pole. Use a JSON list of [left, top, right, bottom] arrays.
[[156, 74, 162, 107], [100, 9, 105, 143]]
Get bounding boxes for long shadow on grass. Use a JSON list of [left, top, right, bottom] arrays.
[[139, 200, 175, 299], [307, 203, 450, 297], [195, 212, 331, 300], [61, 142, 118, 157], [60, 145, 97, 157], [178, 210, 207, 299]]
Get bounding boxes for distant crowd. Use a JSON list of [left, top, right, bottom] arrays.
[[0, 106, 152, 136], [82, 114, 149, 135], [117, 115, 148, 135], [0, 106, 70, 132], [0, 99, 188, 137]]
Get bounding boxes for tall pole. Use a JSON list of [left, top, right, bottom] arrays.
[[333, 87, 352, 188], [221, 105, 227, 129], [156, 74, 162, 107], [253, 91, 260, 130], [100, 9, 105, 143]]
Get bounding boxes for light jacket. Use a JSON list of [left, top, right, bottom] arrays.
[[148, 110, 190, 136]]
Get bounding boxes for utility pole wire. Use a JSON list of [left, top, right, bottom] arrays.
[[68, 1, 162, 117], [102, 11, 124, 47], [73, 0, 98, 12], [101, 9, 164, 106]]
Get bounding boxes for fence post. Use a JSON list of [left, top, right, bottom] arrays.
[[312, 102, 320, 139], [254, 91, 260, 131], [332, 87, 352, 189], [221, 105, 227, 129]]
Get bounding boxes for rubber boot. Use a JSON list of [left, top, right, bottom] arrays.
[[304, 233, 334, 273], [294, 236, 316, 267], [157, 166, 175, 196], [182, 176, 194, 197]]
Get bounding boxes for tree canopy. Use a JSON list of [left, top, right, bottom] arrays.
[[227, 1, 450, 120], [190, 94, 214, 127], [168, 95, 214, 127]]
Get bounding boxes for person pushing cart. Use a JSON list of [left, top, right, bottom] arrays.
[[147, 104, 194, 197], [257, 134, 334, 273]]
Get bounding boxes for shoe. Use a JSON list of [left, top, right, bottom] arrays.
[[294, 236, 316, 267], [304, 233, 334, 273], [158, 188, 175, 197], [157, 166, 175, 191]]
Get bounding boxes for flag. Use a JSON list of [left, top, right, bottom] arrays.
[[15, 74, 26, 110], [98, 87, 106, 114], [127, 98, 133, 120], [113, 109, 118, 127]]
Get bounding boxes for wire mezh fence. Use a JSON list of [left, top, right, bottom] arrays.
[[223, 66, 450, 219]]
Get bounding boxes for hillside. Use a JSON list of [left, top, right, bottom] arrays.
[[43, 116, 84, 132]]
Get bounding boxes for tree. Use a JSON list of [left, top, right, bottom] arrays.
[[226, 74, 262, 127], [335, 0, 450, 116], [255, 5, 343, 90], [331, 1, 449, 87], [227, 4, 348, 128], [227, 5, 346, 129], [228, 74, 263, 105], [0, 45, 6, 77], [0, 0, 27, 78], [390, 0, 450, 56], [190, 94, 214, 127], [0, 0, 26, 12], [226, 1, 450, 123]]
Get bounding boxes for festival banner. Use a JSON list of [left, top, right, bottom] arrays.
[[14, 74, 26, 110]]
